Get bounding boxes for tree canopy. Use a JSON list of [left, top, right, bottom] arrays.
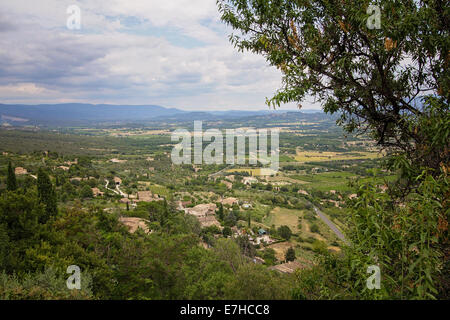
[[218, 0, 449, 299], [37, 168, 57, 223], [218, 0, 449, 170], [6, 162, 17, 192]]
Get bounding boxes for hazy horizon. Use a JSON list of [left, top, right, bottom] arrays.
[[0, 101, 322, 113]]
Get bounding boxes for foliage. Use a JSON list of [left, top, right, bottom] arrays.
[[311, 240, 328, 255], [222, 226, 232, 238], [80, 185, 94, 199], [236, 235, 256, 258], [285, 247, 296, 262], [0, 173, 297, 299], [0, 268, 93, 300], [218, 0, 449, 170], [0, 191, 43, 273], [261, 248, 277, 266], [345, 167, 448, 299], [278, 225, 292, 241], [217, 203, 224, 221], [224, 211, 237, 227], [6, 162, 17, 191], [310, 223, 320, 234], [37, 168, 57, 223], [218, 0, 449, 300]]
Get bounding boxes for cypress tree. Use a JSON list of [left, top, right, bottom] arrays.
[[217, 203, 224, 221], [285, 247, 296, 262], [6, 162, 17, 191], [161, 199, 169, 227], [37, 168, 57, 223]]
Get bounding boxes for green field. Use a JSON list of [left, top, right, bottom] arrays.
[[289, 171, 357, 192]]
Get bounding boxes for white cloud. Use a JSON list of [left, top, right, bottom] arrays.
[[0, 0, 319, 110], [0, 83, 55, 97]]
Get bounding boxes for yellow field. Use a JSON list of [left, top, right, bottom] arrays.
[[265, 207, 302, 232], [294, 150, 379, 163], [266, 241, 296, 261]]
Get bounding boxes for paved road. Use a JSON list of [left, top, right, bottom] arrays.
[[313, 206, 347, 243], [209, 166, 231, 178]]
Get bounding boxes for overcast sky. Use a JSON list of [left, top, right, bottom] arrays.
[[0, 0, 320, 111]]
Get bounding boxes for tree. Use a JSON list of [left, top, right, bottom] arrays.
[[310, 224, 320, 234], [262, 248, 277, 266], [285, 247, 296, 262], [224, 211, 237, 227], [0, 267, 93, 300], [223, 263, 292, 300], [80, 185, 93, 199], [213, 238, 246, 273], [222, 226, 232, 238], [77, 156, 92, 168], [218, 0, 449, 172], [6, 162, 17, 191], [219, 1, 449, 299], [311, 240, 328, 255], [217, 203, 224, 221], [345, 176, 448, 299], [0, 224, 9, 269], [37, 168, 57, 223], [236, 235, 256, 258], [0, 191, 43, 272], [62, 182, 75, 197], [277, 225, 292, 241]]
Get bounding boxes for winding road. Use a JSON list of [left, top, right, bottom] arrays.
[[105, 179, 127, 197], [105, 179, 119, 195]]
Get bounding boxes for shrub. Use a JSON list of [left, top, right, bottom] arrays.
[[285, 247, 296, 262], [277, 225, 292, 241], [310, 224, 320, 234]]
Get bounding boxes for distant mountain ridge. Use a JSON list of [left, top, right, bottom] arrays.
[[0, 103, 323, 126], [0, 103, 185, 125]]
